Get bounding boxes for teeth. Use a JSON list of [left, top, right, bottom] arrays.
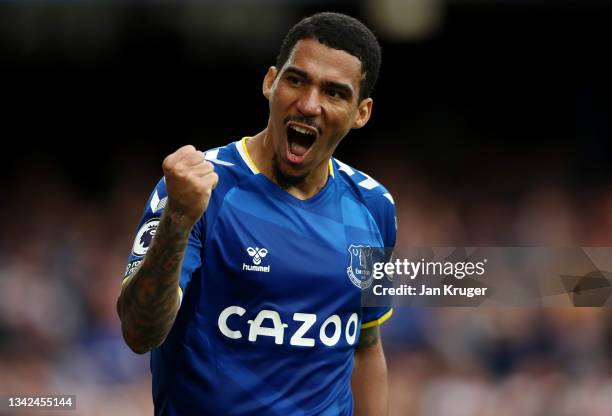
[[290, 125, 315, 136]]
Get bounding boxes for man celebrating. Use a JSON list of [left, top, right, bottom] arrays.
[[118, 12, 396, 416]]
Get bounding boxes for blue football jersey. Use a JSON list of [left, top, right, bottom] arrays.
[[123, 138, 396, 416]]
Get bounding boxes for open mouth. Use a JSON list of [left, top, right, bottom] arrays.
[[286, 123, 317, 164]]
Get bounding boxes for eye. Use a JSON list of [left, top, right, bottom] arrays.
[[287, 75, 302, 87], [327, 88, 347, 100]]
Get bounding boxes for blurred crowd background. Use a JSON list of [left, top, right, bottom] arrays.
[[1, 1, 611, 415]]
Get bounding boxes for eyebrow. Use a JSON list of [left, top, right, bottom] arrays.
[[283, 66, 355, 100]]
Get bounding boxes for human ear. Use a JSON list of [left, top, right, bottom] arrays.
[[262, 66, 278, 99], [352, 97, 373, 129]]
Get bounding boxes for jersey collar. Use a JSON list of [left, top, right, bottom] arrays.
[[235, 137, 334, 178]]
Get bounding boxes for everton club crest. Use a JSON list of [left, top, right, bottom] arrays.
[[347, 244, 374, 289]]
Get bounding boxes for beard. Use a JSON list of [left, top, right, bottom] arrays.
[[272, 154, 308, 189]]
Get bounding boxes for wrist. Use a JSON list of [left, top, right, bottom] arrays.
[[164, 201, 198, 232]]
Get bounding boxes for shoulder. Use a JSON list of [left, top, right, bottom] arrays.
[[332, 158, 397, 247], [203, 139, 254, 181], [197, 138, 262, 197], [332, 158, 395, 212]]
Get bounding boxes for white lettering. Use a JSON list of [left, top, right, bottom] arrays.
[[248, 310, 287, 345], [218, 307, 361, 347], [218, 306, 246, 339], [290, 313, 317, 347], [242, 263, 271, 273], [345, 313, 358, 345], [320, 315, 342, 347], [373, 262, 384, 279]]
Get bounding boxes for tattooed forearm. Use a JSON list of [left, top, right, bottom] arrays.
[[117, 205, 193, 354], [357, 326, 380, 350]]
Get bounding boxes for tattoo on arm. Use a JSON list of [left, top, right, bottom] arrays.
[[357, 326, 381, 350], [117, 206, 192, 353]]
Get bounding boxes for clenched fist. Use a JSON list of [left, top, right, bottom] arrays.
[[162, 145, 219, 228]]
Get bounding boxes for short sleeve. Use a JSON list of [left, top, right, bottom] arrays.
[[361, 308, 394, 329], [122, 177, 203, 302], [361, 191, 397, 328]]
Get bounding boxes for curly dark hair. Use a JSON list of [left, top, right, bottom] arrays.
[[276, 12, 381, 101]]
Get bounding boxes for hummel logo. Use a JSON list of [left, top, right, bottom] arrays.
[[243, 246, 271, 273], [247, 247, 268, 265]]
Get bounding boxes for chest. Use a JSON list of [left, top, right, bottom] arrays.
[[204, 184, 383, 304]]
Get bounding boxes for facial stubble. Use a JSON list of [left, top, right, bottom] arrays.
[[272, 154, 309, 189]]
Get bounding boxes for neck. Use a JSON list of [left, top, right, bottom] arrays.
[[246, 129, 330, 200]]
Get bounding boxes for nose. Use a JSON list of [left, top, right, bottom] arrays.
[[296, 87, 322, 117]]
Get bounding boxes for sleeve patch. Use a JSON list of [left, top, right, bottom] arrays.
[[132, 218, 160, 257], [124, 260, 143, 278]]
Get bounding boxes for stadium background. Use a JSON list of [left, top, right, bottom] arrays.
[[1, 1, 611, 414]]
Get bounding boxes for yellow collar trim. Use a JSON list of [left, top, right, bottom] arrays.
[[239, 137, 334, 178], [239, 137, 260, 174]]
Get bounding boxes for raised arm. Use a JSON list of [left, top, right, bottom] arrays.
[[117, 145, 218, 354]]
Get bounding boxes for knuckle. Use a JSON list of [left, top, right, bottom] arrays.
[[173, 165, 189, 179], [162, 155, 174, 170], [177, 144, 194, 154], [196, 186, 210, 200], [209, 173, 219, 189]]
